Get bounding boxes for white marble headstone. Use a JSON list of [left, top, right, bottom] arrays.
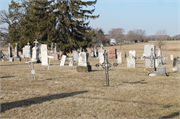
[[117, 52, 122, 63], [78, 52, 90, 66], [170, 54, 173, 60], [127, 56, 135, 68], [41, 44, 48, 66], [129, 50, 136, 57], [60, 55, 66, 66]]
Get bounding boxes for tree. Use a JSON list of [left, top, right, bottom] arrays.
[[127, 29, 146, 42], [91, 28, 108, 46], [53, 0, 99, 54], [155, 29, 167, 50], [108, 28, 125, 49]]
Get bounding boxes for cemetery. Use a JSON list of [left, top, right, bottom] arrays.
[[0, 41, 179, 118]]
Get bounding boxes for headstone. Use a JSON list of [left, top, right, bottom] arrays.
[[76, 52, 91, 72], [60, 55, 66, 66], [129, 50, 136, 57], [91, 47, 95, 57], [108, 47, 117, 59], [23, 42, 32, 58], [98, 44, 105, 64], [51, 53, 59, 60], [157, 48, 162, 64], [31, 39, 40, 63], [143, 45, 156, 70], [9, 57, 14, 62], [156, 66, 166, 76], [73, 51, 79, 62], [54, 43, 58, 53], [172, 57, 180, 71], [170, 54, 173, 60], [41, 44, 48, 66], [127, 56, 135, 68], [117, 52, 122, 63], [8, 43, 12, 57], [13, 43, 20, 58], [69, 57, 73, 66]]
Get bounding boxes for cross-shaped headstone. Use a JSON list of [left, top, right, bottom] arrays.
[[100, 50, 112, 87], [25, 60, 37, 80], [34, 39, 38, 47], [143, 48, 161, 75]]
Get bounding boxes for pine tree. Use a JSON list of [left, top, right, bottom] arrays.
[[20, 0, 56, 47], [53, 0, 99, 54]]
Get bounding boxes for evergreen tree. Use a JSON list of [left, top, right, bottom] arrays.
[[53, 0, 99, 54]]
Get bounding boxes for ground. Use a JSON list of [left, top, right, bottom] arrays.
[[0, 41, 179, 118]]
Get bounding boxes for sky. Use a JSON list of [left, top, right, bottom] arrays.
[[0, 0, 180, 37]]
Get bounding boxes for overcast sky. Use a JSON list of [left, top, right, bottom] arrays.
[[0, 0, 179, 36]]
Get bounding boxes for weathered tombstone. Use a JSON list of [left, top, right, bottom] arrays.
[[172, 57, 180, 71], [41, 44, 48, 66], [127, 56, 136, 68], [170, 54, 173, 60], [69, 57, 73, 66], [156, 66, 167, 76], [31, 39, 40, 63], [98, 44, 105, 64], [13, 43, 20, 58], [117, 52, 122, 63], [143, 45, 156, 71], [76, 52, 91, 72], [73, 51, 79, 62], [108, 47, 117, 59], [60, 55, 66, 66], [8, 43, 12, 57], [22, 42, 32, 58]]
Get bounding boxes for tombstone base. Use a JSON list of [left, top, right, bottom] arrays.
[[145, 68, 155, 71], [148, 73, 156, 76], [76, 65, 91, 72]]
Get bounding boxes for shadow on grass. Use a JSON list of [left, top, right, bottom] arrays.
[[1, 90, 88, 113], [0, 76, 15, 78], [159, 111, 179, 118], [123, 80, 147, 84]]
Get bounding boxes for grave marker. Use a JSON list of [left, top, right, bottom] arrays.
[[60, 55, 66, 66]]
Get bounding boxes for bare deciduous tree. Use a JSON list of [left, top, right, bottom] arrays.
[[155, 29, 167, 50], [108, 28, 125, 49], [127, 29, 146, 42]]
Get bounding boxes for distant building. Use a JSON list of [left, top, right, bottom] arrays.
[[110, 39, 116, 45]]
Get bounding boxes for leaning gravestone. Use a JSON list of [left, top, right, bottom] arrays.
[[117, 52, 122, 63], [108, 47, 117, 59], [142, 45, 156, 71], [31, 39, 40, 63], [22, 42, 32, 58], [76, 52, 91, 72], [41, 44, 48, 66], [98, 44, 105, 64], [69, 57, 73, 66], [60, 55, 66, 66]]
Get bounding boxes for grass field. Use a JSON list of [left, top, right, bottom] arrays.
[[0, 41, 180, 118]]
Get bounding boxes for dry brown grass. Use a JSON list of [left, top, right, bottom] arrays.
[[0, 41, 180, 118]]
